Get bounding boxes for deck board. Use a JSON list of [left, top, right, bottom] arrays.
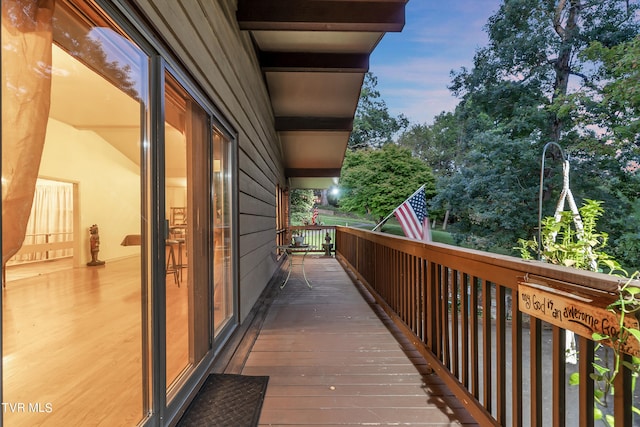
[[239, 256, 478, 426]]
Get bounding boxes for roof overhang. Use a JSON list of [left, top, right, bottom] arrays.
[[237, 0, 407, 189]]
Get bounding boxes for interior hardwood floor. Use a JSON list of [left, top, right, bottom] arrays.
[[3, 256, 189, 427]]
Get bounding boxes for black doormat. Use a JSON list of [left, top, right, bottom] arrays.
[[177, 374, 269, 427]]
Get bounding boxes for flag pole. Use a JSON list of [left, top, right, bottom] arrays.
[[371, 184, 425, 232], [371, 211, 395, 232]]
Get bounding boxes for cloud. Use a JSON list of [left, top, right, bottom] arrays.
[[369, 0, 502, 125], [372, 57, 466, 124]]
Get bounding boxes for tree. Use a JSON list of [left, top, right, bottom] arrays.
[[397, 109, 493, 179], [339, 144, 436, 221], [290, 189, 315, 225], [435, 0, 639, 263], [430, 131, 543, 253], [571, 36, 640, 165], [348, 73, 409, 150], [450, 0, 638, 143]]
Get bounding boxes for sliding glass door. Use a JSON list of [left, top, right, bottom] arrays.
[[164, 73, 214, 395], [2, 2, 150, 425], [2, 1, 238, 424]]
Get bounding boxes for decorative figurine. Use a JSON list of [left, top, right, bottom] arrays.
[[87, 224, 106, 266], [323, 231, 334, 257]]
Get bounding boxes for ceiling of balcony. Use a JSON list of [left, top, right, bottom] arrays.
[[236, 0, 407, 189]]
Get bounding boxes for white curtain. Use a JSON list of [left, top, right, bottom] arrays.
[[9, 179, 73, 263]]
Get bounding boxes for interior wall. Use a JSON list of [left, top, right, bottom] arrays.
[[38, 118, 141, 265]]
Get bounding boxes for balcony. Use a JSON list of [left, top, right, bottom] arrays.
[[212, 226, 639, 426]]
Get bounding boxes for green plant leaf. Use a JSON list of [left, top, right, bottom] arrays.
[[592, 332, 609, 341], [605, 413, 615, 426], [593, 364, 611, 376], [594, 407, 603, 421], [569, 372, 580, 385], [627, 328, 640, 342]]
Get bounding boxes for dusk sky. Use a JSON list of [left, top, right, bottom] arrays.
[[369, 1, 503, 125]]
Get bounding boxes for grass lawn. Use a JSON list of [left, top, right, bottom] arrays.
[[318, 213, 454, 245]]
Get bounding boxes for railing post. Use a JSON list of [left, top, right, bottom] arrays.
[[614, 353, 633, 427]]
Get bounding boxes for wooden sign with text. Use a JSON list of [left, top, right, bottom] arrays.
[[518, 281, 640, 358]]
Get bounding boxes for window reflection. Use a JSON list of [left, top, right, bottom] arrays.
[[213, 130, 233, 334]]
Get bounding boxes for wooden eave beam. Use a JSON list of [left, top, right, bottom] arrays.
[[237, 0, 406, 32], [276, 117, 354, 132], [260, 52, 369, 73], [286, 168, 343, 178]]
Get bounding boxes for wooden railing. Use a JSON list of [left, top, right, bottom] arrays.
[[335, 226, 639, 427], [287, 226, 336, 254], [8, 232, 74, 263]]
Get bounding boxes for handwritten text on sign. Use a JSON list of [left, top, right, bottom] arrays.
[[518, 282, 640, 358]]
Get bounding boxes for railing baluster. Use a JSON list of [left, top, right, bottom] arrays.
[[435, 264, 443, 360], [482, 279, 492, 413], [452, 270, 460, 378], [552, 327, 566, 427], [442, 266, 451, 368], [471, 276, 479, 399], [578, 336, 594, 427], [461, 273, 470, 389], [614, 353, 633, 427], [426, 260, 436, 353], [409, 255, 417, 334], [531, 317, 543, 427], [420, 259, 429, 344], [402, 252, 408, 323], [511, 291, 523, 427], [496, 284, 506, 424]]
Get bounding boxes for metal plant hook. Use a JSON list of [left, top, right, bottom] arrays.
[[537, 142, 567, 261]]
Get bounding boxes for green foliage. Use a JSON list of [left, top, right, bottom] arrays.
[[424, 0, 640, 267], [397, 111, 474, 179], [289, 189, 315, 225], [450, 0, 639, 142], [431, 132, 542, 253], [349, 73, 409, 150], [589, 272, 640, 426], [338, 144, 435, 220], [572, 36, 640, 166], [517, 200, 640, 425], [516, 199, 623, 273]]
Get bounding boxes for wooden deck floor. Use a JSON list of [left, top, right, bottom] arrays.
[[231, 255, 479, 426]]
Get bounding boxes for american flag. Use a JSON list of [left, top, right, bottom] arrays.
[[394, 186, 431, 242], [311, 207, 318, 225]]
